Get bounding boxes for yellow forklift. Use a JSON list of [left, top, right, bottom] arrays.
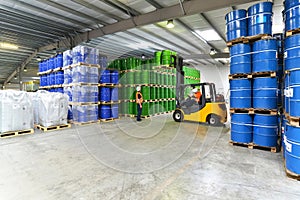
[[172, 56, 227, 125]]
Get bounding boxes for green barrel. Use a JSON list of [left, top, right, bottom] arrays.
[[136, 58, 142, 70], [150, 71, 155, 84], [154, 72, 158, 84], [129, 87, 136, 100], [165, 88, 169, 99], [161, 88, 164, 99], [150, 87, 156, 99], [167, 100, 172, 111], [156, 73, 161, 85], [142, 86, 150, 100], [126, 71, 135, 84], [154, 102, 158, 114], [123, 87, 129, 100], [141, 70, 150, 84], [154, 51, 162, 66], [164, 101, 169, 112], [135, 71, 141, 84], [161, 50, 171, 65], [158, 101, 163, 113], [156, 87, 161, 99], [149, 102, 155, 115], [142, 102, 150, 116], [129, 102, 133, 115], [119, 72, 125, 84]]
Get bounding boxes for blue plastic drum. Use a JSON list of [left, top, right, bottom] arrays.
[[284, 0, 300, 31], [248, 2, 273, 36], [100, 87, 111, 102], [111, 88, 118, 101], [225, 9, 247, 41], [56, 54, 63, 68], [285, 124, 300, 175], [111, 70, 119, 84], [55, 71, 64, 85], [99, 70, 111, 84], [282, 116, 288, 158], [230, 43, 251, 74], [253, 77, 278, 109], [99, 105, 111, 119], [289, 85, 300, 117], [253, 114, 278, 147], [231, 113, 253, 143], [252, 39, 278, 72], [49, 73, 55, 86], [284, 34, 300, 70], [111, 104, 119, 118], [230, 78, 251, 108]]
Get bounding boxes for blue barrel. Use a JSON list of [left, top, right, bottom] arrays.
[[230, 43, 251, 74], [284, 34, 300, 70], [231, 113, 253, 143], [289, 69, 300, 85], [78, 106, 88, 122], [230, 78, 251, 108], [111, 104, 119, 118], [57, 87, 63, 93], [111, 70, 119, 84], [111, 88, 118, 101], [49, 73, 55, 86], [284, 0, 300, 31], [253, 77, 278, 109], [225, 9, 247, 41], [252, 39, 278, 72], [285, 124, 300, 175], [38, 62, 42, 72], [282, 116, 288, 158], [285, 75, 290, 113], [100, 87, 111, 102], [99, 70, 111, 84], [99, 105, 111, 119], [88, 105, 98, 121], [248, 2, 273, 36], [67, 106, 73, 120], [49, 57, 55, 70], [289, 85, 300, 117], [55, 71, 64, 85], [56, 54, 63, 68], [253, 114, 278, 147]]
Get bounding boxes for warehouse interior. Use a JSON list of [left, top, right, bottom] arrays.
[[0, 0, 300, 199]]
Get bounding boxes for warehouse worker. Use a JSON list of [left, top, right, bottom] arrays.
[[183, 88, 201, 107], [193, 88, 202, 103], [136, 86, 143, 121]]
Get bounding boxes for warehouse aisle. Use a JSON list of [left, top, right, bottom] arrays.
[[0, 115, 299, 200]]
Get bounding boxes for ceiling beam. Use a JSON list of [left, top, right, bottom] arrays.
[[4, 0, 258, 84], [200, 13, 226, 42]]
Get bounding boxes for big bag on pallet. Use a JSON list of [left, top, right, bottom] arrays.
[[37, 91, 68, 127], [0, 90, 33, 133]]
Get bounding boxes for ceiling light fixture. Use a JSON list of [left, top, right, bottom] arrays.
[[14, 76, 17, 80], [195, 29, 222, 41], [23, 67, 27, 72], [36, 56, 42, 61], [0, 42, 19, 50], [166, 19, 175, 29], [141, 54, 146, 60], [209, 48, 217, 56]]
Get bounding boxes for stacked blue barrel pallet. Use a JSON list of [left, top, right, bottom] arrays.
[[38, 54, 64, 93], [227, 2, 280, 149], [63, 46, 100, 124], [99, 69, 120, 121], [282, 0, 300, 177]]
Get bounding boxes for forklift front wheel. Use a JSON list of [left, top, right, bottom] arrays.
[[207, 114, 220, 126], [173, 110, 183, 122]]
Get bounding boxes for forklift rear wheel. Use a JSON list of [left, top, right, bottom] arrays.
[[173, 110, 183, 122], [207, 114, 220, 126]]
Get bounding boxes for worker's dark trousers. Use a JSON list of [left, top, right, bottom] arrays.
[[137, 104, 142, 121]]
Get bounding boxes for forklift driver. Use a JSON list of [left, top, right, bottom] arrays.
[[182, 88, 202, 107]]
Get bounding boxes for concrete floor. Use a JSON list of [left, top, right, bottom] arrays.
[[0, 114, 299, 200]]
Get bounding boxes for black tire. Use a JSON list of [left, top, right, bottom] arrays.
[[173, 110, 183, 122], [207, 114, 220, 126]]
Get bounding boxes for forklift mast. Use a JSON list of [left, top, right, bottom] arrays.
[[172, 55, 185, 104]]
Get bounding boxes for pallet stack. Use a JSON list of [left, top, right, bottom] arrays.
[[114, 56, 176, 118], [227, 2, 281, 152], [38, 54, 64, 93], [282, 0, 300, 180]]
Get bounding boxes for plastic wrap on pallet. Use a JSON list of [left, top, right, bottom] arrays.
[[37, 91, 68, 127], [63, 50, 73, 67], [72, 46, 97, 64], [0, 90, 33, 133]]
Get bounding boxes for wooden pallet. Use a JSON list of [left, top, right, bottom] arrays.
[[228, 73, 251, 80], [286, 28, 300, 37], [98, 83, 118, 87], [252, 71, 277, 78], [287, 116, 300, 127], [0, 129, 34, 138], [251, 143, 278, 153], [226, 34, 271, 47], [71, 62, 100, 68], [99, 101, 120, 105], [230, 108, 252, 114], [52, 67, 63, 72], [230, 141, 278, 153], [286, 168, 300, 181], [230, 108, 278, 115], [36, 124, 71, 132], [73, 120, 100, 126], [100, 118, 115, 122]]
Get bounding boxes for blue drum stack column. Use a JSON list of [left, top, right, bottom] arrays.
[[227, 2, 279, 149], [283, 0, 300, 178], [63, 46, 100, 124]]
